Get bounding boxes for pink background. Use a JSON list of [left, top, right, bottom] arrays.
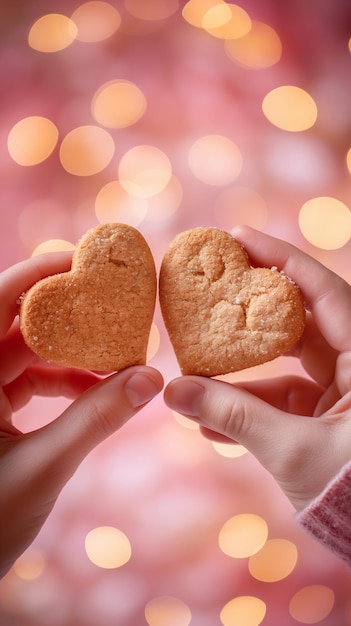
[[0, 1, 351, 624]]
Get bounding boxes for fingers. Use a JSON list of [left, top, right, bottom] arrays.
[[290, 313, 338, 388], [32, 366, 164, 481], [233, 376, 324, 416], [164, 375, 295, 451], [163, 375, 328, 510], [0, 320, 36, 386], [3, 365, 101, 412], [0, 365, 163, 577], [0, 251, 72, 337], [232, 226, 351, 353]]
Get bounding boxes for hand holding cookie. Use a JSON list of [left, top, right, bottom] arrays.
[[160, 227, 305, 375], [165, 226, 351, 511], [2, 223, 351, 575], [0, 249, 163, 578], [20, 223, 156, 371]]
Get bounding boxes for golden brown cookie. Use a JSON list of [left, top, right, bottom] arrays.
[[159, 227, 305, 376], [20, 223, 156, 371]]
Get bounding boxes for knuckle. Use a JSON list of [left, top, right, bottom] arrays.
[[207, 392, 248, 441], [84, 399, 120, 442]]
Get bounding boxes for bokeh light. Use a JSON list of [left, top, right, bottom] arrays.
[[182, 0, 225, 29], [95, 180, 148, 226], [13, 549, 46, 581], [299, 196, 351, 249], [188, 135, 242, 185], [248, 538, 298, 582], [59, 125, 115, 176], [225, 20, 282, 68], [7, 117, 59, 166], [71, 2, 121, 42], [347, 147, 351, 173], [172, 411, 200, 430], [262, 86, 317, 131], [1, 2, 351, 624], [212, 442, 248, 458], [202, 2, 232, 29], [218, 514, 268, 558], [289, 585, 335, 623], [220, 596, 266, 626], [118, 145, 172, 197], [145, 596, 192, 626], [92, 79, 147, 128], [85, 526, 131, 569], [147, 322, 161, 361], [28, 14, 77, 52], [31, 240, 75, 256], [202, 3, 251, 40]]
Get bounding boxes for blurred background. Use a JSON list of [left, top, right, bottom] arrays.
[[1, 1, 351, 624]]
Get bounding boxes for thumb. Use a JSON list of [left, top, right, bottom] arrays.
[[164, 376, 289, 461], [0, 366, 163, 576], [34, 366, 164, 483], [164, 376, 326, 510]]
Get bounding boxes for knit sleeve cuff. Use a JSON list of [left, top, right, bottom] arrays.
[[296, 460, 351, 567]]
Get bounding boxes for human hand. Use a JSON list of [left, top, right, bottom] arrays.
[[164, 226, 351, 512], [0, 252, 163, 578]]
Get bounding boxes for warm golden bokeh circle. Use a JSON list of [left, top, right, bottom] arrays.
[[299, 196, 351, 249], [225, 20, 282, 68], [118, 145, 172, 197], [202, 3, 252, 40], [145, 596, 192, 626], [249, 539, 298, 582], [218, 514, 268, 558], [262, 86, 317, 131], [220, 596, 266, 626], [28, 14, 77, 52], [85, 526, 131, 569], [289, 585, 335, 623], [95, 180, 148, 226], [59, 125, 115, 176], [92, 80, 147, 128], [8, 116, 59, 166]]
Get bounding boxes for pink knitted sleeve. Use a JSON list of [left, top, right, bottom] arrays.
[[296, 460, 351, 567]]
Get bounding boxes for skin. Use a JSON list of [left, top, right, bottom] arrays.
[[2, 227, 351, 576], [165, 226, 351, 512], [0, 251, 163, 578]]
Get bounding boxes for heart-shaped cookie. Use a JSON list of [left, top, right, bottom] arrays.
[[159, 227, 305, 376], [20, 223, 156, 371]]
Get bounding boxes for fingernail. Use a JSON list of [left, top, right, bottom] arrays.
[[167, 380, 205, 417], [124, 373, 161, 408]]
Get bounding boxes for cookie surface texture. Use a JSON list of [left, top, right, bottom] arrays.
[[20, 223, 156, 371], [159, 227, 305, 376]]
